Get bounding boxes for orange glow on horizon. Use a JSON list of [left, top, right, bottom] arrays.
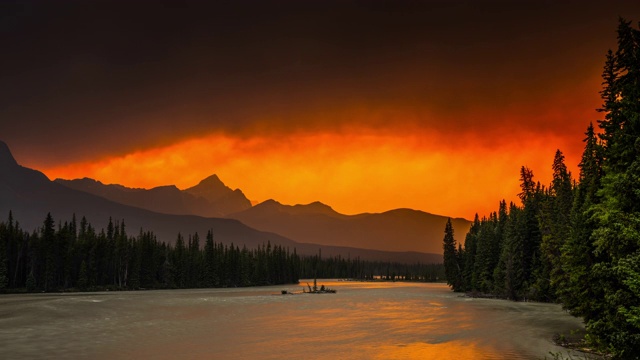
[[24, 67, 601, 220], [40, 126, 581, 220]]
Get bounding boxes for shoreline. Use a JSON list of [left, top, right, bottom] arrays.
[[463, 291, 607, 359]]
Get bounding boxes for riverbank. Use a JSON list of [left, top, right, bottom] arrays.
[[551, 332, 608, 359], [462, 291, 606, 359]]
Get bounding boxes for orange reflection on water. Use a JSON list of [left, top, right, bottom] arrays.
[[1, 281, 585, 359], [374, 341, 495, 360], [290, 281, 496, 359]]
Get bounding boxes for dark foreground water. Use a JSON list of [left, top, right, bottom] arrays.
[[0, 281, 587, 359]]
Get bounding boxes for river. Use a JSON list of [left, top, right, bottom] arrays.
[[0, 281, 587, 359]]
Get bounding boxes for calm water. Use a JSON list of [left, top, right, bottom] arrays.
[[0, 281, 587, 359]]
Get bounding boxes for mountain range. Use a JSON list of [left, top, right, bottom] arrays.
[[0, 141, 292, 250], [228, 200, 470, 255], [56, 174, 251, 217], [1, 140, 471, 263], [53, 176, 470, 254]]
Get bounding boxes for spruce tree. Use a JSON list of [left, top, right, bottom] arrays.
[[498, 203, 525, 300], [589, 18, 640, 357], [442, 218, 462, 291], [537, 150, 573, 301], [204, 230, 216, 287], [42, 213, 56, 291], [462, 214, 480, 291]]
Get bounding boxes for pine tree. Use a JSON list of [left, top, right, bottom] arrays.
[[0, 216, 8, 290], [204, 230, 216, 287], [497, 203, 525, 300], [588, 18, 640, 357], [443, 218, 462, 291], [537, 150, 573, 301], [559, 124, 603, 318], [42, 213, 56, 291], [462, 214, 480, 291], [514, 167, 544, 299], [173, 233, 186, 288], [0, 235, 7, 290]]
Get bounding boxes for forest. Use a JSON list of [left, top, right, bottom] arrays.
[[443, 19, 640, 358], [0, 211, 443, 293], [0, 213, 301, 291]]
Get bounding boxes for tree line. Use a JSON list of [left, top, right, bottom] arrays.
[[0, 211, 444, 293], [299, 250, 444, 282], [443, 19, 640, 358], [0, 212, 300, 291]]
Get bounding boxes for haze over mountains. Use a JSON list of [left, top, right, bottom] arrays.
[[228, 200, 470, 255], [0, 141, 293, 251], [54, 174, 470, 254], [56, 174, 251, 217], [1, 140, 471, 262]]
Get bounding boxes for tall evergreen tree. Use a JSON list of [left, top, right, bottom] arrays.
[[42, 213, 56, 291], [588, 18, 640, 357], [462, 214, 480, 291], [516, 167, 544, 299], [441, 19, 640, 357], [0, 221, 8, 290], [559, 124, 603, 319], [537, 150, 573, 301], [498, 203, 525, 299], [442, 218, 462, 291], [204, 230, 217, 287]]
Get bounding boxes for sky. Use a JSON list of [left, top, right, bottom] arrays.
[[2, 1, 640, 219]]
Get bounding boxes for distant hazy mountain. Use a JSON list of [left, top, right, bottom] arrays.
[[56, 174, 251, 217], [0, 142, 292, 249], [184, 174, 250, 214], [54, 165, 470, 255], [0, 141, 441, 263], [228, 199, 471, 254]]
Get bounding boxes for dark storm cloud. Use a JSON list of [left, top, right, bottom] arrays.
[[2, 1, 640, 165]]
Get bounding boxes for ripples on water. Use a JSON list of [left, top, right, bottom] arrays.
[[0, 281, 586, 359]]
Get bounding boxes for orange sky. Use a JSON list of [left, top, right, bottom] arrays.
[[38, 129, 580, 219], [3, 2, 638, 220], [37, 95, 594, 219]]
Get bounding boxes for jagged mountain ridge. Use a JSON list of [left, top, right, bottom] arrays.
[[56, 174, 251, 217], [228, 200, 471, 254], [53, 156, 471, 254], [0, 141, 441, 263], [0, 143, 292, 250]]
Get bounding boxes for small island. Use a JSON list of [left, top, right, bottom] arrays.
[[303, 279, 336, 294]]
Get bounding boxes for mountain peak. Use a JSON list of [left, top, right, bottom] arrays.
[[197, 174, 224, 186], [0, 140, 19, 168], [258, 199, 283, 207], [294, 201, 336, 214], [250, 199, 341, 217], [184, 174, 236, 203]]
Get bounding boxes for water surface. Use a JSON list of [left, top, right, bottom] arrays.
[[0, 281, 586, 359]]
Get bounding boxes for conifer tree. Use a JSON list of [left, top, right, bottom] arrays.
[[442, 218, 462, 291], [588, 18, 640, 357], [204, 230, 216, 287], [497, 203, 525, 299], [462, 214, 480, 291], [537, 150, 573, 301], [42, 213, 56, 291], [559, 124, 603, 318], [0, 228, 7, 290]]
